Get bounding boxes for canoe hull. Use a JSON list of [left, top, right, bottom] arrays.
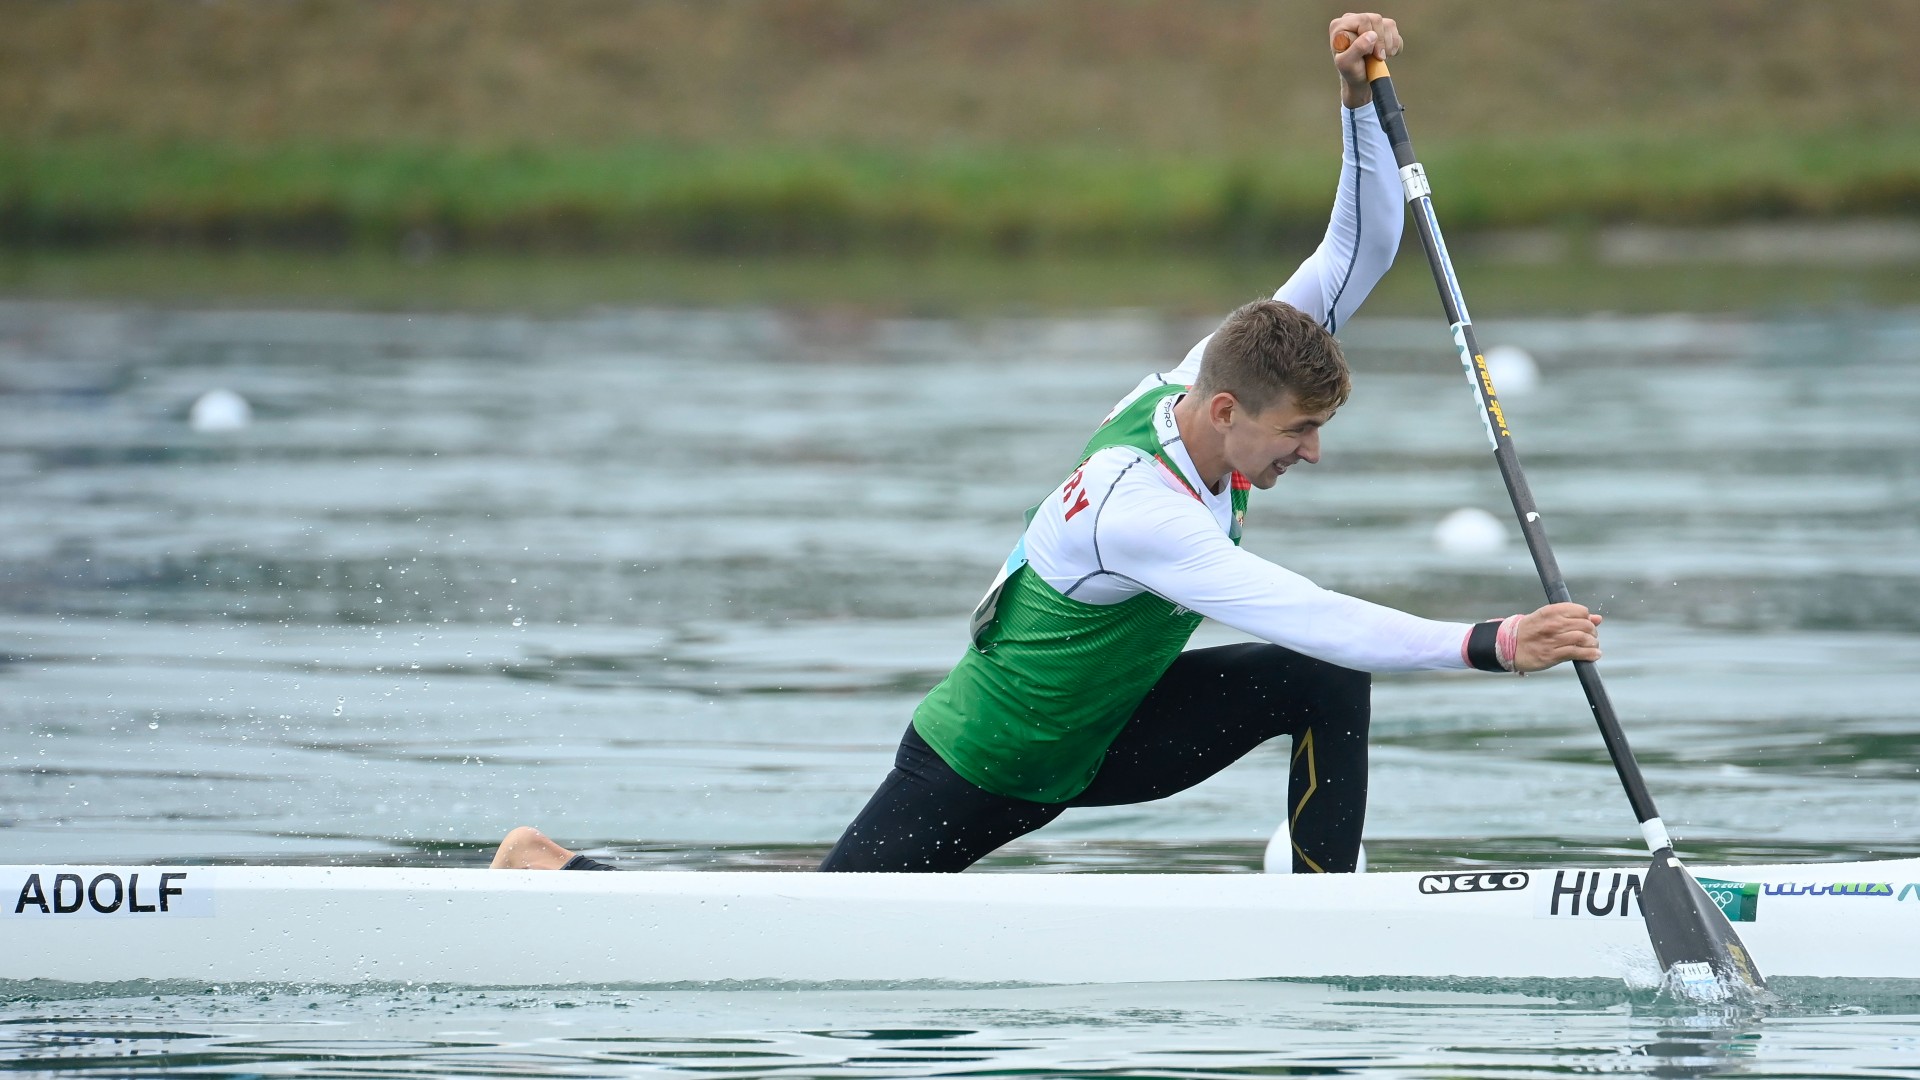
[[4, 860, 1916, 985]]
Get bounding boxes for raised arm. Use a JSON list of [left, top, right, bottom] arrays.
[[1166, 14, 1405, 384], [1271, 102, 1401, 333]]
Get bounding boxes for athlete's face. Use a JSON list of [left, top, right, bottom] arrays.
[[1223, 392, 1334, 489]]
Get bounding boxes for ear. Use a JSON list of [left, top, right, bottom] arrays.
[[1207, 392, 1238, 428]]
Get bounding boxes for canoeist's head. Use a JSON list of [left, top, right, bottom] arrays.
[[1194, 299, 1347, 489], [1197, 299, 1350, 415]]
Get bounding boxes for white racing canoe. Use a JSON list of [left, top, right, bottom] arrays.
[[4, 858, 1917, 986]]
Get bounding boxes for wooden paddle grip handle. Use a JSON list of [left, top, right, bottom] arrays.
[[1333, 31, 1391, 81]]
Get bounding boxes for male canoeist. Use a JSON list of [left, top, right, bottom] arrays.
[[493, 11, 1602, 876]]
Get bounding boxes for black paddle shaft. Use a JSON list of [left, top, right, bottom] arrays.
[[1359, 70, 1662, 834], [1340, 37, 1766, 995]]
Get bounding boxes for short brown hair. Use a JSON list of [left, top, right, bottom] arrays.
[[1194, 299, 1350, 415]]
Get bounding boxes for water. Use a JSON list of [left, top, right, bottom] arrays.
[[4, 979, 1920, 1077], [2, 297, 1919, 1074]]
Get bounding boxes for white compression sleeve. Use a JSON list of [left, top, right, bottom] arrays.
[[1092, 465, 1470, 673], [1168, 105, 1403, 383], [1273, 104, 1403, 334]]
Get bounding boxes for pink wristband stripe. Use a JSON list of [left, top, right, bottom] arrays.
[[1496, 613, 1524, 672]]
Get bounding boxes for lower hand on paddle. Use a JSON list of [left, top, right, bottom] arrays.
[[1330, 12, 1402, 109], [1513, 603, 1603, 672]]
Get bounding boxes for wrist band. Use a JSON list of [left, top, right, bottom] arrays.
[[1464, 620, 1505, 672]]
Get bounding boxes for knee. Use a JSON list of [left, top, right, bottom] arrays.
[[490, 825, 574, 870], [1316, 665, 1372, 727], [1282, 656, 1367, 700], [1332, 665, 1371, 701]]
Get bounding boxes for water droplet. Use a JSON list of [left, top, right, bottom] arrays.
[[148, 721, 159, 730], [511, 617, 525, 627], [333, 698, 345, 717]]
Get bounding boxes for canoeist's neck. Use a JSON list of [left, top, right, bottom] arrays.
[[1172, 393, 1231, 495]]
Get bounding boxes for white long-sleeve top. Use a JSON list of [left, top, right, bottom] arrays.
[[1015, 106, 1475, 673]]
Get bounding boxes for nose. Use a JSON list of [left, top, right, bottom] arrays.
[[1295, 429, 1321, 465]]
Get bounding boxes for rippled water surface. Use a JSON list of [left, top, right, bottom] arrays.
[[4, 978, 1920, 1078], [2, 298, 1918, 1075]]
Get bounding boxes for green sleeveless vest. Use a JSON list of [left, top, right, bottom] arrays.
[[912, 385, 1249, 802]]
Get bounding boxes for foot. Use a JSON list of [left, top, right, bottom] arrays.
[[490, 825, 576, 870]]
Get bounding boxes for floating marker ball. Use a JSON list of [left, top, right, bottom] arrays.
[[190, 388, 252, 432], [1483, 345, 1540, 395], [1434, 507, 1508, 555]]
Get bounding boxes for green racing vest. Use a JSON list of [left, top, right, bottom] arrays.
[[911, 384, 1250, 802]]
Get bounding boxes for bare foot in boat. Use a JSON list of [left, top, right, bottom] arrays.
[[490, 826, 575, 869]]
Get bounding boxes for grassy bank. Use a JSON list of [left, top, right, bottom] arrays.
[[8, 125, 1920, 256], [8, 1, 1920, 257], [7, 248, 1914, 317]]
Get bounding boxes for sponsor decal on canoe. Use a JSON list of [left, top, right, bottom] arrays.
[[1695, 877, 1760, 923], [1531, 874, 1916, 921], [1760, 881, 1894, 897], [7, 871, 213, 918], [1535, 870, 1643, 919], [1419, 871, 1528, 894]]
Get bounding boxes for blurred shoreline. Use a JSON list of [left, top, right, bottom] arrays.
[[4, 234, 1915, 317], [7, 129, 1920, 259]]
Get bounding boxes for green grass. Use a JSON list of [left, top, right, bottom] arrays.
[[6, 248, 1915, 317], [8, 124, 1920, 256], [1424, 127, 1920, 227], [0, 140, 1320, 252]]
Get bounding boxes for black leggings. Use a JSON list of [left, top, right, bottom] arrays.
[[818, 643, 1371, 873]]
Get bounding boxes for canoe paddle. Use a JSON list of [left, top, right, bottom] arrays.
[[1334, 30, 1766, 1000]]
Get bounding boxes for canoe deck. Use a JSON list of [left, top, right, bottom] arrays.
[[5, 858, 1917, 986]]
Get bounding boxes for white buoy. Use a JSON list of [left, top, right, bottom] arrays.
[[1483, 345, 1540, 395], [1433, 507, 1508, 556], [190, 388, 252, 432], [1264, 820, 1288, 873]]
